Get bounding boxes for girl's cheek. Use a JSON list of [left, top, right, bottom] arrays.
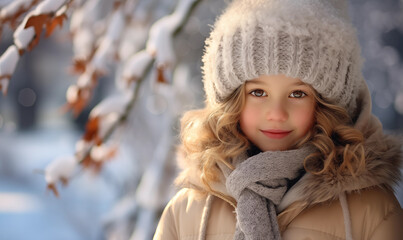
[[240, 103, 261, 127], [293, 103, 315, 129]]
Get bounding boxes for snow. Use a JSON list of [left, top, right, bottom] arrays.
[[90, 144, 116, 162], [66, 85, 80, 103], [98, 113, 120, 140], [73, 28, 95, 59], [122, 50, 153, 82], [91, 37, 113, 72], [90, 94, 130, 118], [118, 23, 148, 61], [0, 78, 9, 95], [70, 0, 101, 33], [33, 0, 66, 15], [75, 140, 92, 160], [147, 24, 175, 68], [0, 45, 19, 77], [146, 0, 197, 68], [105, 8, 125, 42], [0, 0, 35, 19], [77, 67, 95, 88], [69, 7, 85, 33], [45, 156, 78, 184], [13, 15, 35, 50]]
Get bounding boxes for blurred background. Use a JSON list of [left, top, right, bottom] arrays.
[[0, 0, 402, 239]]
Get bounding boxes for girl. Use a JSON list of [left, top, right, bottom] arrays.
[[154, 0, 403, 239]]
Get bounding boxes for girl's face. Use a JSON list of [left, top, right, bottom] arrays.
[[240, 74, 316, 151]]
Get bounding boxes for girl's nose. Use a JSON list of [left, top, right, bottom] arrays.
[[266, 102, 288, 122]]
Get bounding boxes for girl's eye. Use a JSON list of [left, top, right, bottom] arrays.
[[250, 89, 267, 97], [290, 90, 307, 98]]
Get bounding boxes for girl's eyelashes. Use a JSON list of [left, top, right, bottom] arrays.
[[249, 89, 267, 97], [289, 90, 307, 98]]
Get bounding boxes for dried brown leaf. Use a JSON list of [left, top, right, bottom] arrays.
[[70, 59, 87, 74], [83, 116, 100, 142], [69, 88, 92, 117], [157, 66, 168, 84], [24, 14, 51, 51], [46, 13, 67, 37], [82, 155, 103, 173], [47, 183, 59, 197]]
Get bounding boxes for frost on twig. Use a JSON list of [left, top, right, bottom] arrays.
[[45, 156, 78, 197], [0, 0, 40, 29], [66, 2, 127, 115]]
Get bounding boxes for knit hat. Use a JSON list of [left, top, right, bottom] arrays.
[[202, 0, 366, 118]]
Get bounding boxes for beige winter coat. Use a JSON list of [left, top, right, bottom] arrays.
[[154, 186, 402, 240]]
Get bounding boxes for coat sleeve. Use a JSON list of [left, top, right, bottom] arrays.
[[369, 206, 403, 240], [153, 196, 179, 240]]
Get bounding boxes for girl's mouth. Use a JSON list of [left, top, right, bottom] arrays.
[[260, 129, 292, 139]]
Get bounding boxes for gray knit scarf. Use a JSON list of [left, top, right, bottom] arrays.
[[220, 146, 314, 240]]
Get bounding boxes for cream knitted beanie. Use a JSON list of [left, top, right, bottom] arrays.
[[202, 0, 365, 118]]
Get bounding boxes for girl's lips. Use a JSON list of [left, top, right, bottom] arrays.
[[261, 129, 292, 139]]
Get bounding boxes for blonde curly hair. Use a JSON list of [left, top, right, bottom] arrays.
[[179, 83, 366, 189]]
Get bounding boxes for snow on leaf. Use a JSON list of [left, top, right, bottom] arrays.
[[98, 113, 120, 140], [85, 5, 125, 73], [45, 156, 77, 188], [82, 116, 100, 143], [0, 45, 19, 91], [90, 94, 130, 118], [45, 7, 68, 37], [13, 16, 35, 50], [0, 0, 39, 28], [105, 7, 125, 43], [69, 0, 101, 33], [32, 0, 65, 15], [90, 144, 117, 162], [146, 0, 198, 74], [65, 84, 92, 117], [90, 37, 113, 73], [146, 18, 175, 69], [24, 13, 51, 50], [77, 66, 100, 88], [0, 45, 20, 74], [81, 155, 103, 173], [121, 50, 153, 85], [75, 139, 92, 159], [0, 77, 10, 95], [23, 0, 68, 50], [118, 23, 148, 62], [72, 28, 96, 61]]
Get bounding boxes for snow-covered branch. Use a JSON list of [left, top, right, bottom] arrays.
[[44, 0, 202, 196]]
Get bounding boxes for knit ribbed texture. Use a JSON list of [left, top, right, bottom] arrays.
[[202, 0, 365, 118], [218, 146, 314, 240]]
